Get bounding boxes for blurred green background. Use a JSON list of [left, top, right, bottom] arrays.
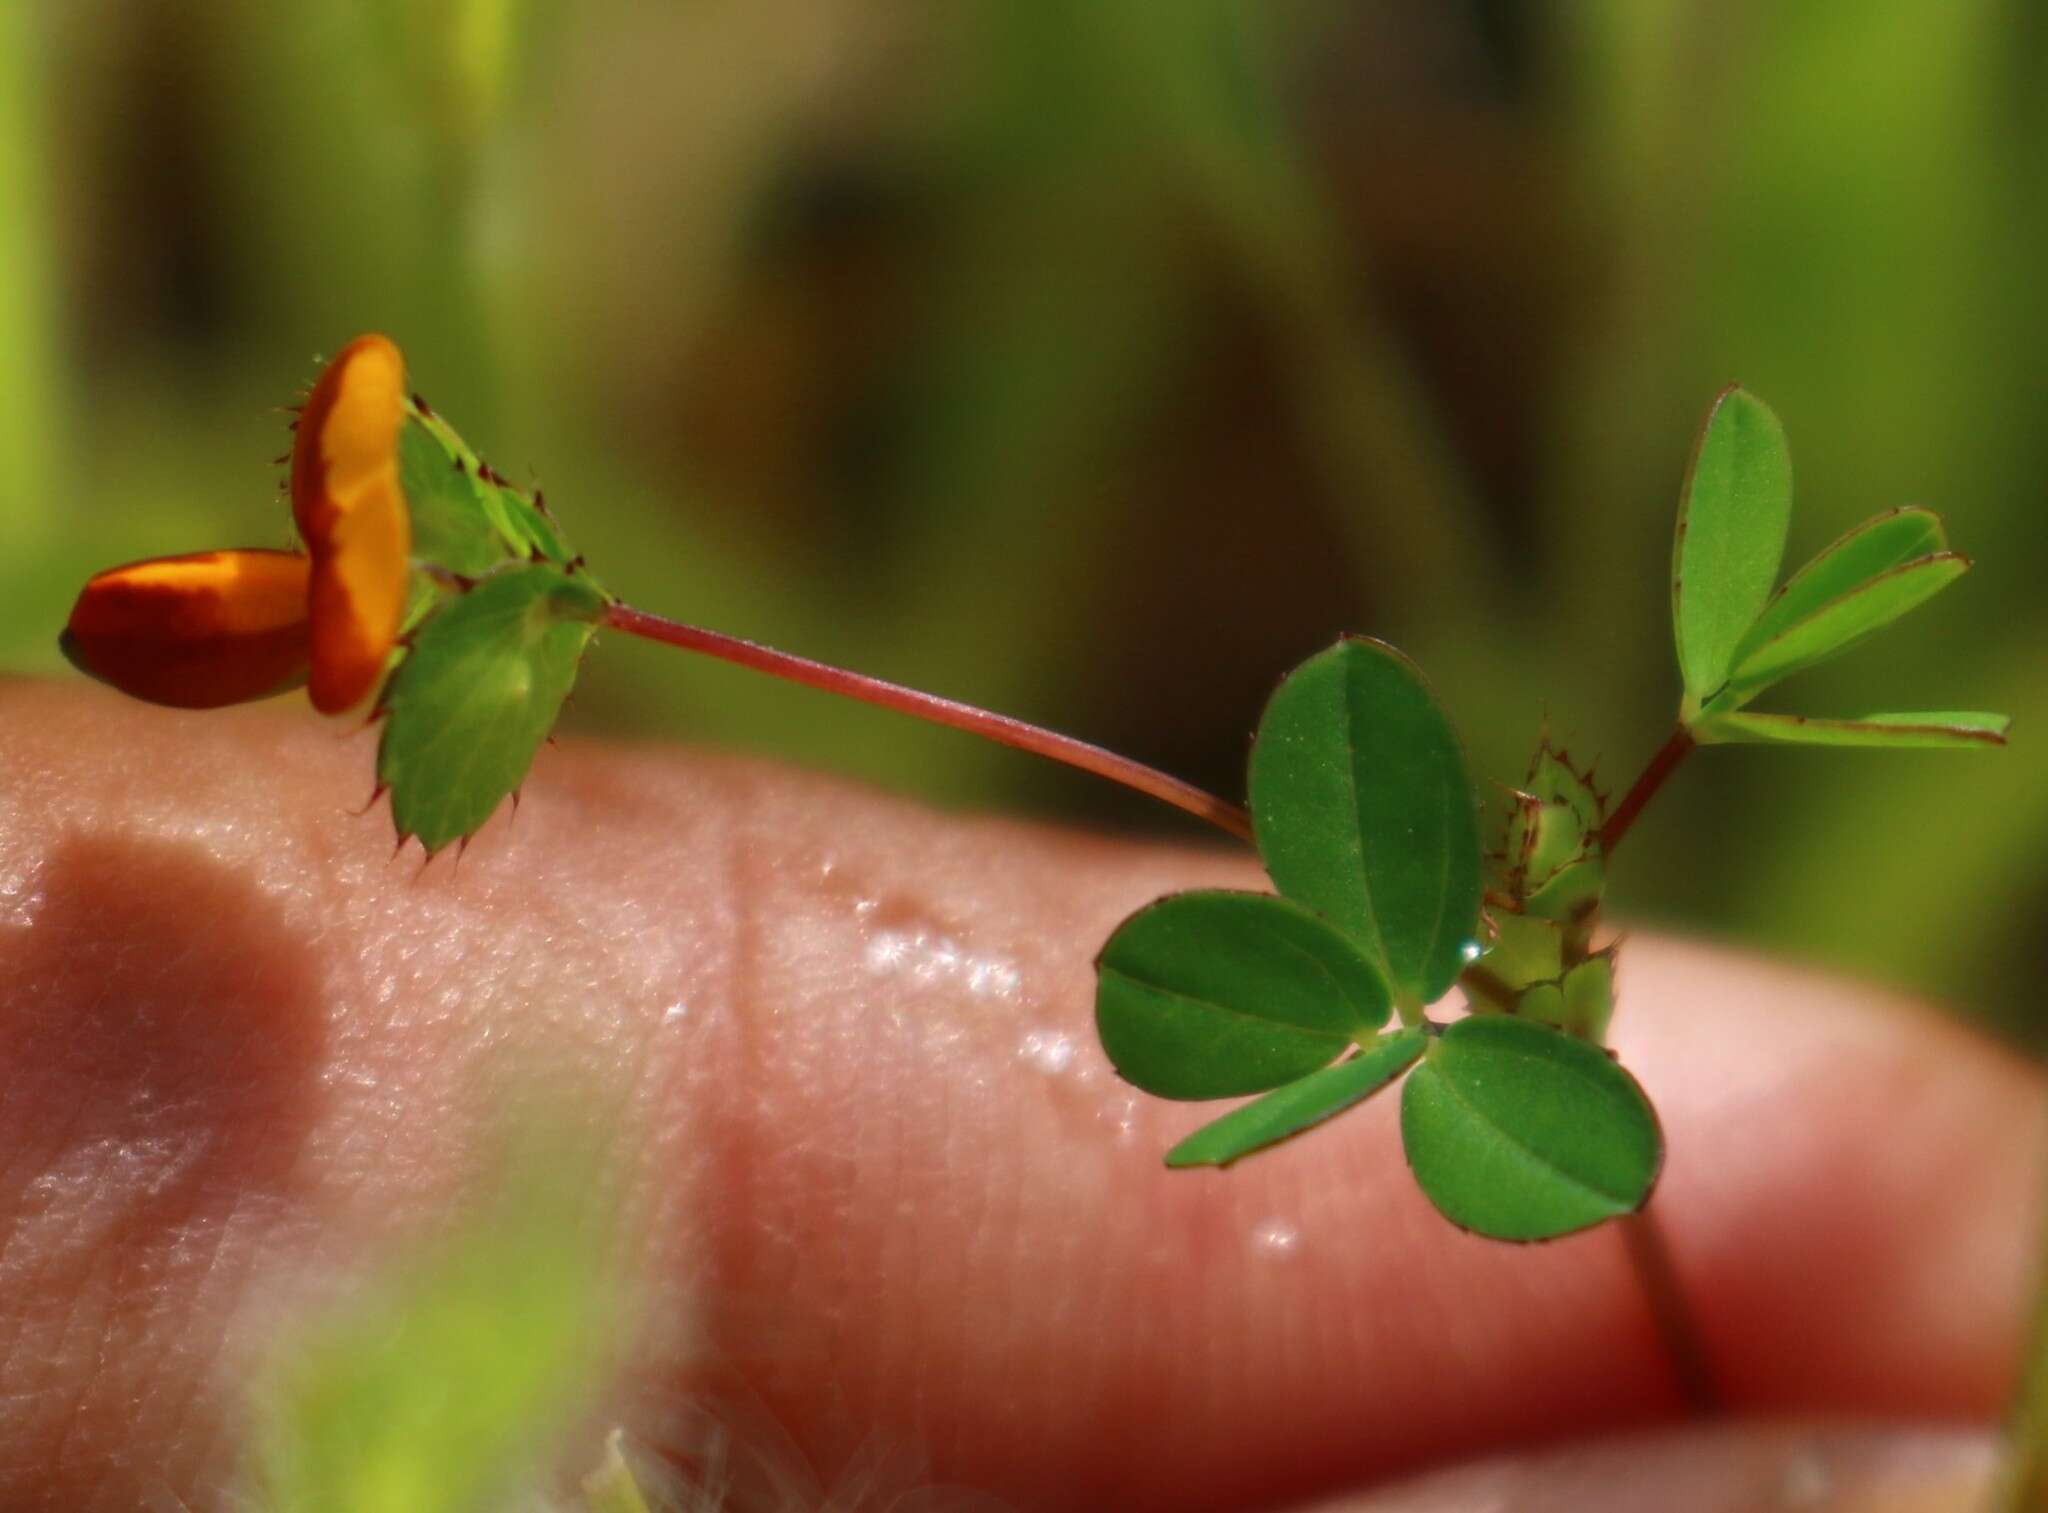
[[3, 0, 2041, 1037]]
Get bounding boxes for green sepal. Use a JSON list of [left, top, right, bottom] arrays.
[[401, 397, 587, 576], [1482, 910, 1565, 991], [1694, 708, 2010, 749], [1503, 948, 1613, 1040], [1164, 1027, 1427, 1168], [400, 410, 519, 579], [1522, 857, 1605, 925], [1561, 950, 1617, 1041], [1515, 981, 1568, 1029], [378, 563, 610, 854], [1503, 789, 1583, 894], [1506, 742, 1606, 879], [1496, 740, 1607, 930], [1094, 889, 1393, 1100], [1671, 387, 1793, 713], [1248, 637, 1483, 1009], [399, 566, 444, 640], [1400, 1015, 1661, 1241], [1711, 552, 1970, 709]]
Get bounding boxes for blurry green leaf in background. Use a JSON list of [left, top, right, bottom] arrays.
[[7, 0, 2040, 1038], [255, 1135, 624, 1513]]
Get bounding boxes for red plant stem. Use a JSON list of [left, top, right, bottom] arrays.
[[602, 602, 1255, 843], [1620, 1207, 1722, 1414], [1599, 726, 1696, 856], [1598, 725, 1716, 1409]]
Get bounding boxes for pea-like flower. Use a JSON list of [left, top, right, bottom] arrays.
[[62, 334, 411, 714]]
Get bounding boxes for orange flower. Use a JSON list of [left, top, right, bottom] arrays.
[[62, 335, 412, 714], [62, 549, 313, 709]]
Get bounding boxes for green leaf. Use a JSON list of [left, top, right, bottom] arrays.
[[1714, 553, 1970, 707], [1247, 637, 1483, 1008], [1165, 1027, 1427, 1167], [1401, 1015, 1660, 1241], [1095, 889, 1392, 1100], [1694, 708, 2011, 749], [1671, 387, 1792, 709], [257, 1152, 616, 1513], [1725, 506, 1947, 673], [378, 563, 610, 853]]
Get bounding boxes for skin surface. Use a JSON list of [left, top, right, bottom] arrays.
[[0, 682, 2040, 1511]]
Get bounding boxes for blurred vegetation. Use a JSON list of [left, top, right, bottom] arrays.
[[255, 1134, 623, 1513], [4, 0, 2041, 1039]]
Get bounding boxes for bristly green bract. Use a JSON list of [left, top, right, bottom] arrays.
[[379, 562, 607, 856], [400, 396, 585, 587], [375, 395, 611, 856]]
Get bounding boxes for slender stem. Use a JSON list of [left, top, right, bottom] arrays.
[[601, 602, 1255, 843], [1619, 1206, 1721, 1415], [1598, 726, 1713, 1405], [1599, 726, 1696, 856]]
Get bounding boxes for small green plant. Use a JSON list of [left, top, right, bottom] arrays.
[[60, 347, 2007, 1236], [1093, 637, 1659, 1240], [1093, 383, 2006, 1244], [60, 345, 2017, 1486]]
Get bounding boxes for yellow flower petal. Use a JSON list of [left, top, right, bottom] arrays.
[[292, 333, 411, 714]]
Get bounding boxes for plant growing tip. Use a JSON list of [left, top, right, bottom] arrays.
[[1667, 388, 2005, 749], [1093, 385, 2004, 1253]]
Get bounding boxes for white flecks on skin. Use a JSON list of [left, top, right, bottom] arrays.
[[1096, 1091, 1140, 1145], [861, 926, 1021, 1000], [1016, 1027, 1076, 1076], [1249, 1217, 1301, 1260]]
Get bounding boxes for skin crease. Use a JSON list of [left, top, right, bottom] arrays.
[[0, 682, 2040, 1512]]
